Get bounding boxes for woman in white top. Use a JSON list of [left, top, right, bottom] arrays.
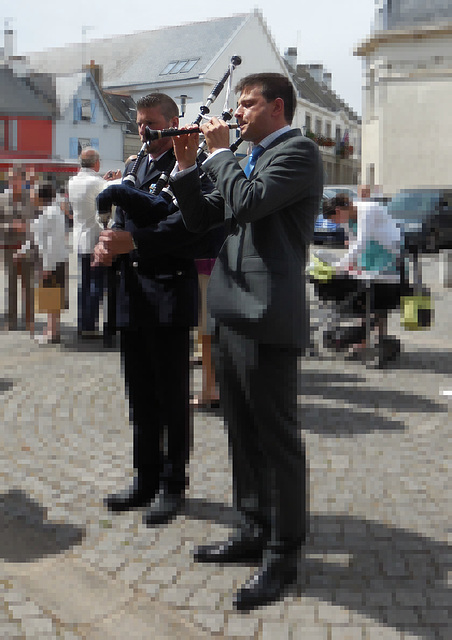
[[29, 183, 68, 343]]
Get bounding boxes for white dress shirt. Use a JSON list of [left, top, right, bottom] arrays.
[[68, 168, 107, 254]]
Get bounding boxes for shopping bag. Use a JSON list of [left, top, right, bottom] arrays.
[[400, 291, 433, 330], [35, 286, 63, 314]]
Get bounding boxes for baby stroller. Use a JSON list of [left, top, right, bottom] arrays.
[[308, 251, 403, 366]]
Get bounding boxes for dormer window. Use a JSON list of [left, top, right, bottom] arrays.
[[160, 59, 199, 75]]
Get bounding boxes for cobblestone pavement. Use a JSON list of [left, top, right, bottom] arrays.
[[0, 250, 450, 639]]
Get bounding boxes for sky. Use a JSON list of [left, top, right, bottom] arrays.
[[7, 0, 377, 115]]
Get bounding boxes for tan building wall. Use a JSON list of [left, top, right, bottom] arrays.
[[357, 26, 452, 195]]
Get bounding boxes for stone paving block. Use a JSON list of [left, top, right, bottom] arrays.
[[8, 601, 43, 621], [284, 599, 318, 624], [261, 620, 290, 639], [2, 558, 134, 626], [142, 564, 181, 586], [57, 631, 82, 640], [186, 585, 223, 610], [289, 623, 328, 640], [20, 614, 56, 635], [115, 560, 147, 584], [139, 581, 161, 598], [159, 584, 193, 607], [192, 610, 226, 634], [330, 625, 365, 640], [224, 614, 259, 637], [316, 601, 352, 625], [364, 625, 405, 640], [0, 621, 24, 638]]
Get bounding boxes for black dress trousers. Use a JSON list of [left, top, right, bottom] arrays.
[[120, 325, 190, 494]]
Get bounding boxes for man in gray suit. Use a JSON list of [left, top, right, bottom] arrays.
[[171, 73, 323, 610]]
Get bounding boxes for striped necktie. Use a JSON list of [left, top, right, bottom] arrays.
[[244, 145, 264, 178]]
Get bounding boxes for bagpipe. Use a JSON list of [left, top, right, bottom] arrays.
[[97, 54, 243, 225], [96, 56, 243, 344]]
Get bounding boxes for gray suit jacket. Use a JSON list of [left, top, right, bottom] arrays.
[[170, 129, 323, 348]]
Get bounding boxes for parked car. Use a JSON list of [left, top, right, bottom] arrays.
[[313, 186, 357, 245], [323, 186, 358, 199], [386, 189, 452, 253], [313, 209, 345, 245]]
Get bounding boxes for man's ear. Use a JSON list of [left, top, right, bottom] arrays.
[[272, 97, 284, 118], [170, 117, 179, 129]]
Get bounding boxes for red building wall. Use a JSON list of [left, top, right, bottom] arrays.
[[0, 116, 53, 159], [18, 118, 53, 157]]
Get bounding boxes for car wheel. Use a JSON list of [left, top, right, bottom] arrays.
[[425, 231, 438, 253]]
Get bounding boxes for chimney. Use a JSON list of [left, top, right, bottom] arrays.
[[306, 64, 324, 84], [323, 71, 332, 90], [84, 59, 103, 87], [4, 28, 15, 60], [284, 47, 298, 69]]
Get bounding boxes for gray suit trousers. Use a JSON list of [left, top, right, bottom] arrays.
[[213, 324, 307, 547]]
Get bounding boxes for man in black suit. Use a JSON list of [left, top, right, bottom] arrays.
[[92, 93, 216, 527], [171, 73, 323, 610]]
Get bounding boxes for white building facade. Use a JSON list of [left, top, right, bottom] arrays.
[[356, 1, 452, 195], [28, 11, 361, 176], [54, 72, 126, 173]]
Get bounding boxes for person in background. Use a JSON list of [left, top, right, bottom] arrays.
[[68, 148, 118, 338], [0, 165, 36, 331], [191, 257, 220, 409], [320, 193, 401, 356], [29, 183, 68, 344]]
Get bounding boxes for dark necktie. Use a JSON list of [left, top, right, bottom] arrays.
[[244, 145, 264, 178]]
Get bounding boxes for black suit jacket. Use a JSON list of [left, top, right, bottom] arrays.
[[170, 130, 323, 348], [112, 150, 221, 329]]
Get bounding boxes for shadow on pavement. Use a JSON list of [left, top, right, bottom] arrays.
[[57, 326, 119, 353], [396, 347, 452, 376], [300, 371, 446, 412], [0, 489, 85, 562], [298, 513, 451, 640], [0, 379, 14, 395], [178, 499, 451, 639], [184, 497, 242, 529], [300, 403, 407, 435]]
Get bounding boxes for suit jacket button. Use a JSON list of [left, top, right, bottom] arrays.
[[176, 270, 183, 276], [132, 261, 138, 268]]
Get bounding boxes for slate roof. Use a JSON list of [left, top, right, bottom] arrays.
[[54, 71, 138, 133], [284, 60, 360, 124], [101, 91, 137, 133], [0, 64, 57, 117], [27, 14, 250, 90], [375, 0, 452, 32]]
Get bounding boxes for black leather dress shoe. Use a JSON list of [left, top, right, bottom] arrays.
[[234, 549, 299, 611], [194, 532, 266, 564], [104, 479, 157, 512], [143, 491, 184, 527]]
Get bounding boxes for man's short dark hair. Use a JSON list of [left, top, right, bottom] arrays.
[[235, 73, 297, 123], [38, 182, 56, 206], [322, 193, 351, 218], [136, 93, 179, 122]]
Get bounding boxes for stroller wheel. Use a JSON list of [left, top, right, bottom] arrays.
[[323, 325, 367, 352], [378, 336, 401, 366], [323, 329, 339, 351]]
